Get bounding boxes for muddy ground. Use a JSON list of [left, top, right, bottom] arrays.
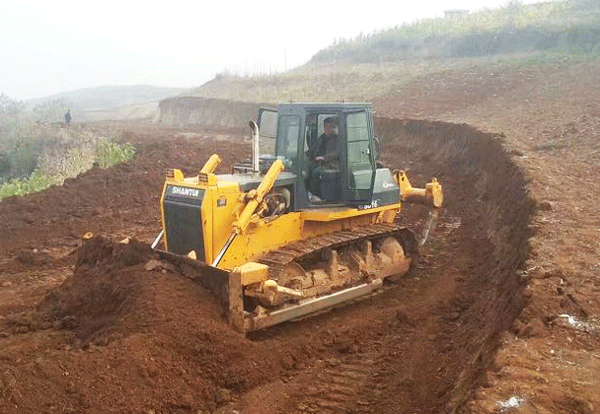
[[1, 58, 599, 414]]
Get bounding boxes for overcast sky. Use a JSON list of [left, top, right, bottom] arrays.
[[1, 0, 554, 100]]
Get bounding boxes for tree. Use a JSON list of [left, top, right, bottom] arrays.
[[32, 98, 74, 123], [0, 94, 26, 147], [0, 151, 11, 177], [505, 0, 522, 30], [0, 94, 36, 178], [0, 94, 25, 116]]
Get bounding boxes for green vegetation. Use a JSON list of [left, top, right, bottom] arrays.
[[96, 141, 136, 169], [0, 169, 58, 200], [310, 1, 600, 64], [0, 138, 136, 201], [0, 94, 136, 201]]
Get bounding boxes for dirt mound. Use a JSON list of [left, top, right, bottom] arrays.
[[13, 249, 52, 266], [1, 235, 319, 413], [37, 236, 156, 341], [75, 235, 154, 269]]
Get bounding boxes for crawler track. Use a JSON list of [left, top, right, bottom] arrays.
[[258, 223, 417, 280]]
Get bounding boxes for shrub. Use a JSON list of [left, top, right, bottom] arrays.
[[0, 136, 136, 201], [96, 141, 136, 168], [0, 169, 60, 201], [0, 152, 11, 176]]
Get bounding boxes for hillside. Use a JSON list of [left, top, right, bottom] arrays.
[[26, 85, 185, 122], [311, 0, 600, 64], [184, 0, 600, 106], [27, 85, 185, 111]]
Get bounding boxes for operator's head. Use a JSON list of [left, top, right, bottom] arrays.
[[323, 116, 339, 135]]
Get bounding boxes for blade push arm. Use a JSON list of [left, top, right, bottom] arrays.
[[393, 170, 443, 208], [212, 159, 285, 267]]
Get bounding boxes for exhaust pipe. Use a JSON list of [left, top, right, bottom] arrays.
[[249, 120, 260, 175]]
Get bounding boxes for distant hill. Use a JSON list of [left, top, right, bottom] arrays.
[[26, 85, 185, 121]]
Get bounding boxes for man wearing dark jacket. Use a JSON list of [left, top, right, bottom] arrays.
[[312, 116, 339, 169]]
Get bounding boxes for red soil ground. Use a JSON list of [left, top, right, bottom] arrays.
[[1, 57, 599, 414], [376, 57, 600, 414]]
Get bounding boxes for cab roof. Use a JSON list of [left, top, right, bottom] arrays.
[[264, 102, 372, 115]]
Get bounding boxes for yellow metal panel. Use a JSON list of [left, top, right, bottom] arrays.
[[159, 182, 168, 250], [168, 169, 184, 180], [218, 213, 303, 269], [201, 187, 214, 263], [379, 209, 398, 223], [302, 213, 376, 238], [233, 262, 270, 286], [211, 182, 244, 265], [217, 203, 403, 270], [300, 204, 401, 222]]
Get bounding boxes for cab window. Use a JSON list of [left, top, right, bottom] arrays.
[[346, 111, 372, 190], [276, 115, 300, 169], [259, 109, 278, 156]]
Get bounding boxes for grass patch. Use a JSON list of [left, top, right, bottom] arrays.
[[0, 137, 136, 202], [310, 1, 600, 64], [96, 141, 136, 168], [0, 169, 60, 200]]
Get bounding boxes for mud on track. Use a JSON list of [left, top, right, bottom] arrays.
[[0, 119, 533, 413]]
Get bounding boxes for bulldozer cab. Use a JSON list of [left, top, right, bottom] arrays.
[[258, 103, 377, 208]]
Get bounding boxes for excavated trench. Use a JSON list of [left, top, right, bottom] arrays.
[[239, 117, 534, 413], [374, 117, 534, 412], [0, 110, 534, 414]]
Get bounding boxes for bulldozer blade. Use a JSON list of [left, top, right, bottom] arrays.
[[155, 249, 387, 333], [156, 249, 231, 313], [244, 279, 384, 332]]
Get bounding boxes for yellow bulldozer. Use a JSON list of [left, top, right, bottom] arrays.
[[153, 103, 442, 332]]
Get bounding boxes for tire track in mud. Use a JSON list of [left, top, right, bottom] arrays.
[[261, 210, 465, 414], [295, 354, 380, 413]]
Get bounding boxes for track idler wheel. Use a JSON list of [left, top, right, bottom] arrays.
[[377, 236, 411, 281]]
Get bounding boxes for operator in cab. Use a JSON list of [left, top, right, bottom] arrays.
[[312, 116, 340, 170], [308, 116, 341, 202]]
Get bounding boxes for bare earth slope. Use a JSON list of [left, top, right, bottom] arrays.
[[376, 57, 600, 413], [0, 57, 599, 414]]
